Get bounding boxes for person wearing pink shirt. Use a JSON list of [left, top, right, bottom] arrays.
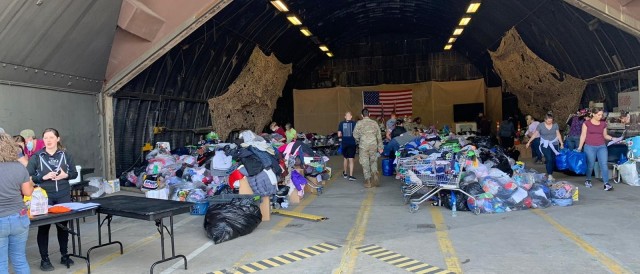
[[20, 129, 45, 159]]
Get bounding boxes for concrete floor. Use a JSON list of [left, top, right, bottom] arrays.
[[21, 156, 640, 274]]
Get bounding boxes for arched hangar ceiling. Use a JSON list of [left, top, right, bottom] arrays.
[[113, 0, 640, 174]]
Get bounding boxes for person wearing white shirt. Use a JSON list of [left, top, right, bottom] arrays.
[[525, 115, 542, 163]]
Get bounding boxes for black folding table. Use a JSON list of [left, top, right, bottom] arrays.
[[87, 196, 193, 274], [30, 208, 96, 273]]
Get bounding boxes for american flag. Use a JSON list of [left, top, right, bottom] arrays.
[[363, 90, 413, 117]]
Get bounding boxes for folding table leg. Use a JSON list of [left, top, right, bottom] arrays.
[[150, 216, 187, 274]]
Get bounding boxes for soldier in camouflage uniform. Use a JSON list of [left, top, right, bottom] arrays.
[[353, 108, 384, 188]]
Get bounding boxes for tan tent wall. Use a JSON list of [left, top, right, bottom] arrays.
[[294, 79, 492, 134], [486, 87, 503, 135], [293, 87, 351, 134], [428, 79, 486, 129]]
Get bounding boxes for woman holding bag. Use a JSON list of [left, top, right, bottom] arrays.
[[27, 128, 78, 271], [577, 108, 620, 190]]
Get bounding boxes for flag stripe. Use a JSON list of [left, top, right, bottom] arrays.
[[363, 89, 413, 117]]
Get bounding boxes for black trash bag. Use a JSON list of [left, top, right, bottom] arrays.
[[440, 191, 469, 211], [463, 182, 484, 196], [504, 147, 520, 161], [462, 182, 484, 211], [204, 198, 262, 244], [473, 136, 494, 149]]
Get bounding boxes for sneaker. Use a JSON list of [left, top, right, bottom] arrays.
[[60, 256, 74, 266], [40, 258, 54, 272], [604, 184, 613, 191], [547, 175, 554, 181], [348, 176, 356, 181], [343, 171, 347, 178], [585, 180, 592, 188]]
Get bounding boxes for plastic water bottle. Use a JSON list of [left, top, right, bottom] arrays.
[[451, 191, 457, 217]]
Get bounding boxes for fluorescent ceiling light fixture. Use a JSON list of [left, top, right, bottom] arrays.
[[459, 17, 471, 26], [287, 15, 302, 25], [270, 1, 289, 12], [326, 52, 334, 57], [453, 28, 464, 35], [444, 44, 452, 50], [467, 2, 481, 13], [448, 37, 457, 43], [300, 27, 312, 36], [319, 45, 329, 52]]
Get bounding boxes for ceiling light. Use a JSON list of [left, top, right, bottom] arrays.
[[448, 37, 457, 43], [300, 27, 312, 37], [270, 1, 289, 12], [444, 44, 452, 50], [467, 2, 481, 13], [459, 17, 471, 26], [453, 28, 464, 35], [319, 45, 329, 52], [326, 52, 334, 57], [286, 15, 302, 25]]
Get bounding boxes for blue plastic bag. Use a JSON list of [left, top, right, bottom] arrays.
[[567, 150, 586, 175], [555, 149, 570, 170]]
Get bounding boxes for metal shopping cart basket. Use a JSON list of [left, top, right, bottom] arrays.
[[397, 158, 436, 203], [408, 158, 479, 214]]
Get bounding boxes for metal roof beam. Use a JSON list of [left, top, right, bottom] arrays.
[[564, 0, 640, 37]]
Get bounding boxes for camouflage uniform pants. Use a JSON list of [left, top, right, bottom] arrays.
[[359, 146, 379, 179]]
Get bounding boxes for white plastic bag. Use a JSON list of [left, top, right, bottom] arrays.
[[24, 187, 49, 216], [145, 188, 169, 200], [619, 161, 640, 186]]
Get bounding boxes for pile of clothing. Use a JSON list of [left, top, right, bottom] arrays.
[[394, 131, 579, 214]]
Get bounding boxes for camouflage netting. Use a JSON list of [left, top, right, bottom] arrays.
[[209, 46, 292, 138], [490, 28, 586, 128]]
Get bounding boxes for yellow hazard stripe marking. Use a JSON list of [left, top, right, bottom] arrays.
[[209, 242, 342, 274], [356, 244, 455, 274], [532, 209, 632, 274], [429, 206, 463, 273], [271, 209, 328, 221]]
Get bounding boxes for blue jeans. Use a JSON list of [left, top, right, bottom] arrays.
[[565, 136, 580, 150], [585, 144, 609, 183], [531, 138, 542, 161], [540, 144, 559, 175], [0, 213, 31, 274]]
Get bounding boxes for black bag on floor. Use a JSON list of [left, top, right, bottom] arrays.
[[204, 198, 262, 244], [440, 191, 469, 211]]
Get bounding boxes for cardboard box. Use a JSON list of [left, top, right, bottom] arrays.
[[238, 177, 271, 221]]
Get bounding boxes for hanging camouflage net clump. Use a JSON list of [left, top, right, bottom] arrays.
[[208, 46, 292, 139], [489, 28, 586, 128]]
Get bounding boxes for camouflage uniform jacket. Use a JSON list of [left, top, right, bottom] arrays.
[[353, 117, 383, 150]]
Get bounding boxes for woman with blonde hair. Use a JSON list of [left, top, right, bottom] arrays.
[[0, 133, 34, 274]]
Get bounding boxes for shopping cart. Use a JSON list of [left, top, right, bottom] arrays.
[[408, 157, 479, 214], [303, 156, 328, 195], [397, 158, 435, 203]]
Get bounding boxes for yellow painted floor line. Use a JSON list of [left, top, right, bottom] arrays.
[[532, 209, 632, 274], [428, 206, 462, 273], [332, 189, 376, 274]]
